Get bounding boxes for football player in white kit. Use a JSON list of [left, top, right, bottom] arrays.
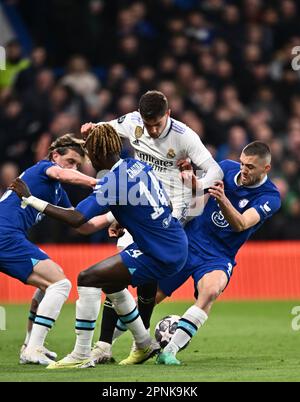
[[80, 90, 223, 364]]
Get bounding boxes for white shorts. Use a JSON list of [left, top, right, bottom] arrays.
[[117, 229, 134, 250]]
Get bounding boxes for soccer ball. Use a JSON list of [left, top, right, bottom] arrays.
[[154, 315, 181, 348]]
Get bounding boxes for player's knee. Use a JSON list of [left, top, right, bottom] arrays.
[[56, 278, 72, 298], [77, 270, 95, 287], [137, 282, 157, 299], [155, 289, 167, 304], [202, 286, 221, 302]]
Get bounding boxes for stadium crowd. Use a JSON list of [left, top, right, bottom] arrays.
[[0, 0, 300, 241]]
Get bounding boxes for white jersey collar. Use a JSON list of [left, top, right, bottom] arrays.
[[234, 171, 268, 188]]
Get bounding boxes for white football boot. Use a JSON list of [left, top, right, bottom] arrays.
[[90, 341, 114, 364], [20, 346, 54, 365], [20, 344, 57, 364]]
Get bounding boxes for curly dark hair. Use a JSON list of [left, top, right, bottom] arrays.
[[84, 123, 122, 168]]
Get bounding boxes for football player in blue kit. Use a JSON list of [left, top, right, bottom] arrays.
[[0, 134, 115, 365], [9, 123, 188, 368], [156, 141, 281, 365]]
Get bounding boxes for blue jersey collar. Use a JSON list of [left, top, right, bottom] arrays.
[[234, 172, 268, 188], [111, 158, 124, 172]]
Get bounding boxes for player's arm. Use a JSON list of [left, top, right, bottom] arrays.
[[75, 212, 115, 235], [9, 178, 106, 228], [208, 181, 260, 232], [184, 130, 223, 190], [80, 114, 132, 140], [46, 165, 97, 188]]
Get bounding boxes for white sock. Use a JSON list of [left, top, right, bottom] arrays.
[[27, 279, 71, 349], [164, 305, 208, 355], [107, 289, 150, 349], [73, 286, 101, 358], [33, 288, 45, 304], [24, 289, 45, 346]]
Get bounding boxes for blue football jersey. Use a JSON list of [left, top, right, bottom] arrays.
[[185, 160, 281, 261], [0, 160, 72, 234], [76, 158, 187, 266]]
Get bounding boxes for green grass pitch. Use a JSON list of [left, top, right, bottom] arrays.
[[0, 301, 299, 382]]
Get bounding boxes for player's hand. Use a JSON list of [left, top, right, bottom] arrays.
[[177, 159, 193, 171], [8, 178, 31, 199], [208, 180, 226, 202], [81, 122, 95, 140], [181, 170, 198, 192], [108, 221, 125, 238]]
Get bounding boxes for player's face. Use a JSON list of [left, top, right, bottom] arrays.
[[142, 110, 170, 139], [239, 153, 271, 186], [52, 149, 83, 170]]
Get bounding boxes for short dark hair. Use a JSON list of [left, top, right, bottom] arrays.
[[242, 141, 271, 161], [47, 134, 86, 160], [139, 90, 168, 120]]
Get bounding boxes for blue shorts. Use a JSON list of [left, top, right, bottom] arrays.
[[0, 234, 49, 283], [158, 249, 235, 297], [120, 242, 186, 287]]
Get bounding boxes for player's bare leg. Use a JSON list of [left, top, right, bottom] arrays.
[[20, 288, 58, 364], [20, 260, 71, 365], [157, 270, 228, 365]]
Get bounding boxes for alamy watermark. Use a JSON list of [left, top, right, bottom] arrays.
[[291, 306, 300, 331], [0, 306, 6, 330], [0, 46, 6, 70], [291, 46, 300, 71], [94, 161, 206, 222]]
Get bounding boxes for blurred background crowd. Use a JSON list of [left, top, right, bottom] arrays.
[[0, 0, 300, 242]]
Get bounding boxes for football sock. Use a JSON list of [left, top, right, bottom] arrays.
[[112, 318, 127, 342], [107, 289, 150, 349], [112, 282, 157, 342], [27, 279, 71, 349], [73, 286, 101, 358], [137, 282, 157, 330], [99, 297, 119, 344], [164, 305, 208, 355]]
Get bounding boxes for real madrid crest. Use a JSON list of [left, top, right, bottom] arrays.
[[135, 126, 143, 139], [167, 148, 176, 158]]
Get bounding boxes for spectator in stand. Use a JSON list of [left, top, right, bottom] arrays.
[[0, 0, 299, 241]]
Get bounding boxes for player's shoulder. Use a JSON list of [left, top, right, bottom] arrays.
[[262, 177, 281, 200], [112, 157, 148, 172], [219, 159, 240, 173], [26, 160, 55, 175], [170, 118, 189, 135], [117, 111, 143, 125]]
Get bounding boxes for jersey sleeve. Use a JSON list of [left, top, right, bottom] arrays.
[[39, 160, 56, 177], [251, 194, 281, 224], [57, 189, 72, 208], [97, 113, 133, 139], [185, 129, 212, 167], [75, 173, 116, 220], [75, 193, 109, 221], [219, 159, 240, 174]]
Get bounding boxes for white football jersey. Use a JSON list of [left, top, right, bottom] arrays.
[[99, 111, 212, 218]]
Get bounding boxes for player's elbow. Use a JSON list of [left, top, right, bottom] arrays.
[[217, 165, 224, 180], [75, 225, 91, 235], [55, 169, 70, 182], [69, 212, 86, 228], [232, 221, 246, 232]]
